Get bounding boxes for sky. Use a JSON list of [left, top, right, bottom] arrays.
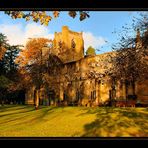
[[0, 11, 144, 54]]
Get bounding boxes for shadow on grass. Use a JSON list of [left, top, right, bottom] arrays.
[[12, 106, 60, 125], [81, 107, 148, 137], [0, 105, 59, 126], [0, 107, 35, 117], [0, 105, 30, 112]]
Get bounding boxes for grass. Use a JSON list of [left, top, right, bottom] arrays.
[[0, 105, 148, 137]]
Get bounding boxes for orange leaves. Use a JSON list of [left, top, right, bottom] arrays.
[[0, 33, 8, 60], [68, 11, 77, 18], [53, 11, 60, 18], [17, 38, 52, 68], [0, 46, 6, 60], [15, 37, 54, 89], [25, 16, 30, 21], [79, 11, 90, 21], [9, 11, 25, 19]]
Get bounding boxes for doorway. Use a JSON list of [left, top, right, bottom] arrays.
[[109, 88, 116, 106], [48, 90, 55, 105]]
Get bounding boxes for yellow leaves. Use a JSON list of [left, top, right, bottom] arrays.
[[25, 16, 30, 21], [30, 12, 52, 26], [42, 16, 52, 26], [10, 11, 25, 19], [43, 21, 48, 26], [41, 11, 46, 17], [43, 16, 52, 26], [17, 38, 52, 68], [17, 12, 24, 18], [46, 16, 52, 21]]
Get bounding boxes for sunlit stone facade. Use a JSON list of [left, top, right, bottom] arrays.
[[25, 26, 148, 106]]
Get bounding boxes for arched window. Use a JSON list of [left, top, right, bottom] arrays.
[[71, 38, 76, 49], [63, 91, 67, 101]]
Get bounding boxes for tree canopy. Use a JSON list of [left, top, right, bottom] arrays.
[[0, 33, 22, 104], [86, 46, 96, 56], [111, 12, 148, 97]]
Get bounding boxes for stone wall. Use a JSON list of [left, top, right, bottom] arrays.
[[25, 27, 148, 106], [53, 26, 84, 63]]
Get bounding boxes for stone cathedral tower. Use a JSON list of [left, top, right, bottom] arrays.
[[53, 26, 84, 63]]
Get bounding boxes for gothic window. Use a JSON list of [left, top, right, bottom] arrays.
[[63, 91, 67, 101], [91, 91, 93, 100], [91, 90, 96, 100], [76, 90, 80, 101], [58, 40, 62, 49], [71, 39, 76, 49]]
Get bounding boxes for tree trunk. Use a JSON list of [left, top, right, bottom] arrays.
[[35, 89, 39, 109]]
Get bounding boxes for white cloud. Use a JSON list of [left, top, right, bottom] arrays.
[[0, 24, 24, 45], [24, 23, 54, 40], [0, 23, 106, 52], [83, 32, 107, 50], [0, 23, 54, 46]]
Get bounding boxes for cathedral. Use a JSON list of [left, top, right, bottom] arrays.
[[25, 26, 148, 107]]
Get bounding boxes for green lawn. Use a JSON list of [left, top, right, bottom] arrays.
[[0, 105, 148, 137]]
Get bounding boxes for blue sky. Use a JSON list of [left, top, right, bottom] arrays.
[[0, 11, 143, 54]]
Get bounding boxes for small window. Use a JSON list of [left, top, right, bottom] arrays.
[[63, 92, 67, 101], [76, 90, 81, 101], [71, 39, 76, 49], [93, 90, 96, 100], [91, 91, 93, 100]]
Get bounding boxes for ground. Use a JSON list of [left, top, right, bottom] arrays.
[[0, 105, 148, 137]]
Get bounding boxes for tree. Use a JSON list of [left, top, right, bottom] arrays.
[[16, 38, 52, 109], [0, 33, 22, 104], [86, 46, 96, 56], [4, 11, 90, 26], [0, 75, 12, 105], [16, 37, 64, 107], [111, 12, 148, 100], [3, 45, 21, 75], [0, 33, 8, 60], [134, 12, 148, 49], [3, 45, 23, 100]]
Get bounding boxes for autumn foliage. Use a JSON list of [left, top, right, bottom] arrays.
[[4, 11, 90, 26], [17, 38, 51, 66], [16, 38, 52, 87]]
